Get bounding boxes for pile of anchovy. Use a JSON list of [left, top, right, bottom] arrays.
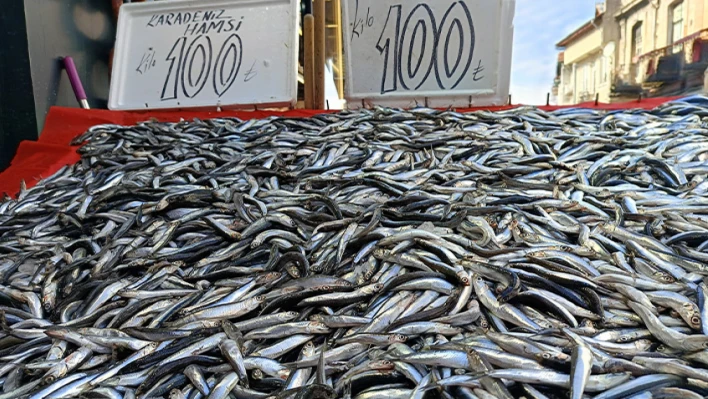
[[2, 96, 708, 399]]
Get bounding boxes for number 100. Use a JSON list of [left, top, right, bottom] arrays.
[[375, 1, 475, 94], [161, 34, 243, 101]]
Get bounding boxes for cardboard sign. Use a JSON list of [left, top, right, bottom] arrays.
[[109, 0, 299, 110], [342, 0, 515, 108]]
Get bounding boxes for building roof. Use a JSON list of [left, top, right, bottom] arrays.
[[556, 14, 603, 48], [615, 0, 648, 19]]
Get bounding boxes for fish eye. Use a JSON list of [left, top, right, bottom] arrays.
[[256, 295, 266, 301], [542, 353, 551, 359], [476, 277, 483, 282]]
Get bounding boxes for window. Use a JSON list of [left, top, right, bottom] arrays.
[[631, 22, 643, 83], [670, 2, 684, 53], [599, 56, 605, 84], [583, 63, 589, 92], [632, 22, 643, 57], [591, 60, 596, 92]]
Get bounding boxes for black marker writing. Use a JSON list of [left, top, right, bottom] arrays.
[[147, 15, 158, 28], [375, 0, 476, 94], [136, 48, 157, 75], [351, 0, 374, 41], [184, 16, 243, 36], [161, 33, 243, 101], [147, 9, 232, 27], [398, 4, 436, 90], [472, 60, 484, 81], [181, 35, 212, 98], [244, 60, 258, 82], [214, 34, 242, 96], [374, 4, 401, 94], [161, 37, 186, 100]]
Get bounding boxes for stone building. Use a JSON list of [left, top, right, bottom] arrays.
[[554, 0, 708, 104], [615, 0, 708, 98], [554, 2, 621, 105]]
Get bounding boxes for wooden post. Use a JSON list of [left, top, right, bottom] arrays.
[[111, 0, 122, 21], [333, 0, 344, 99], [303, 14, 315, 109], [314, 0, 326, 109], [546, 93, 550, 106]]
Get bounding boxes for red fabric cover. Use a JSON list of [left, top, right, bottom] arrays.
[[693, 39, 702, 63], [0, 96, 681, 197]]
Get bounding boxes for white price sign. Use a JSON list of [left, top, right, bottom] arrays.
[[342, 0, 515, 108], [109, 0, 299, 110]]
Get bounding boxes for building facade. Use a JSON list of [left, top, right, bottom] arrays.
[[555, 2, 620, 105], [555, 18, 603, 105], [615, 0, 708, 98], [554, 0, 708, 104]]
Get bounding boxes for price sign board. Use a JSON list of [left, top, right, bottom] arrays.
[[342, 0, 515, 108], [109, 0, 299, 110]]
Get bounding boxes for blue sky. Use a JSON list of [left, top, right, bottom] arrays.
[[510, 0, 600, 104]]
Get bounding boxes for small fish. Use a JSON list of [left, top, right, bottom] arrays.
[[0, 97, 707, 398]]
